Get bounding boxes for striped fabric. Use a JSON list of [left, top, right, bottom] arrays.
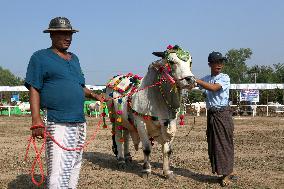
[[45, 122, 86, 189]]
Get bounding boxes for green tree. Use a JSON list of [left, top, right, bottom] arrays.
[[0, 66, 24, 85], [0, 66, 25, 103], [273, 63, 284, 83], [184, 89, 205, 104], [223, 48, 252, 83]]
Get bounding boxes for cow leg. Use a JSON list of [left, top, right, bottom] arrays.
[[111, 134, 118, 157], [115, 132, 126, 169], [136, 118, 152, 178], [162, 142, 174, 179], [123, 129, 132, 163]]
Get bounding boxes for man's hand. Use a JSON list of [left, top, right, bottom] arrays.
[[91, 92, 105, 103], [32, 127, 45, 139], [31, 120, 45, 139]]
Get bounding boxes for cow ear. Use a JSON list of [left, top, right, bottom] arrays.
[[152, 52, 165, 58]]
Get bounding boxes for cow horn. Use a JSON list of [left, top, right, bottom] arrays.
[[152, 52, 165, 58]]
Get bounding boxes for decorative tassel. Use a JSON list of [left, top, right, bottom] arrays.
[[117, 125, 123, 130], [116, 98, 124, 143], [179, 120, 185, 126], [179, 114, 185, 126], [102, 104, 108, 128], [118, 138, 125, 143], [116, 117, 122, 122]]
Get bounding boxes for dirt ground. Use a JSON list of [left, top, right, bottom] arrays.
[[0, 115, 283, 189]]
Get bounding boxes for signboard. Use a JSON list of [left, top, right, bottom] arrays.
[[240, 89, 259, 102], [11, 94, 19, 102]]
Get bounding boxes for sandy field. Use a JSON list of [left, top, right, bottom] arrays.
[[0, 115, 283, 189]]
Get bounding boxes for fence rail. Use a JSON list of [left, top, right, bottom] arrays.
[[185, 104, 284, 117]]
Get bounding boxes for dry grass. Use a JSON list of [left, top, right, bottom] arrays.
[[0, 116, 283, 189]]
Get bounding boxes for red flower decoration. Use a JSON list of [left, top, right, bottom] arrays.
[[101, 112, 106, 117], [118, 89, 124, 93], [127, 73, 133, 77], [143, 115, 151, 120], [180, 114, 185, 119], [165, 64, 172, 72], [167, 45, 173, 50]]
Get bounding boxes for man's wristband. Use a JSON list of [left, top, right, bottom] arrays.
[[30, 124, 45, 130]]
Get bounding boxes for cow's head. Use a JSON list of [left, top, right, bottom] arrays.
[[152, 45, 195, 88]]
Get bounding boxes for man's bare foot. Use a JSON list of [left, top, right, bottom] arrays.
[[220, 175, 231, 187]]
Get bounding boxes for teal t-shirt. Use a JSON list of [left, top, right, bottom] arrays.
[[25, 48, 86, 122]]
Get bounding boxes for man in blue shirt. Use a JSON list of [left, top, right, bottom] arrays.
[[25, 17, 103, 189], [195, 51, 236, 187]]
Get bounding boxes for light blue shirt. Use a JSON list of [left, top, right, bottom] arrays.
[[199, 73, 230, 109]]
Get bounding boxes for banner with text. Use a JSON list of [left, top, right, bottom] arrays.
[[240, 89, 259, 102]]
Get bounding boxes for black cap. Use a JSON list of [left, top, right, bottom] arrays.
[[208, 51, 227, 63], [43, 17, 79, 33]]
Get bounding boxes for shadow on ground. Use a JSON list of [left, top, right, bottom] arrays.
[[7, 174, 45, 189], [83, 151, 220, 184]]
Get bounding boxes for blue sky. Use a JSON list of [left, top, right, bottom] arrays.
[[0, 0, 283, 85]]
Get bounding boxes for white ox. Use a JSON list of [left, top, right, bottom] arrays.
[[86, 101, 101, 117], [105, 45, 195, 178], [190, 101, 206, 116], [17, 102, 30, 112]]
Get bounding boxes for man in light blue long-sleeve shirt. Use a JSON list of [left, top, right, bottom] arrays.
[[195, 51, 236, 187]]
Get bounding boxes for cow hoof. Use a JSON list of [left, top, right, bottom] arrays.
[[117, 162, 126, 169], [141, 171, 151, 178], [117, 157, 126, 169], [125, 156, 132, 164], [125, 153, 132, 164], [163, 171, 174, 180]]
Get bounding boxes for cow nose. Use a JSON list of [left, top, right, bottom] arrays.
[[185, 76, 196, 84]]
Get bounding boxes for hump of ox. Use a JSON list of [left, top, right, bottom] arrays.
[[104, 45, 195, 179]]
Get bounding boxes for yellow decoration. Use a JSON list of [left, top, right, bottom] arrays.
[[117, 117, 122, 122]]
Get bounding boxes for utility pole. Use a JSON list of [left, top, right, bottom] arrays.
[[251, 72, 258, 116], [252, 72, 257, 83]]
